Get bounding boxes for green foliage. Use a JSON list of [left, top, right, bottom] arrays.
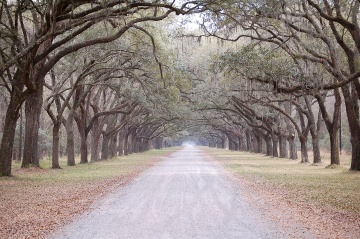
[[216, 44, 299, 81]]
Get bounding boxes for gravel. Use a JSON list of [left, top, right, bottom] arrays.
[[50, 145, 287, 239]]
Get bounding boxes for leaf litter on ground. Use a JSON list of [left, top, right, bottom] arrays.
[[204, 147, 360, 239], [0, 148, 177, 239]]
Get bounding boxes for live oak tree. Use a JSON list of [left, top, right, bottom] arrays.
[[200, 0, 359, 170], [0, 0, 209, 176], [1, 0, 359, 176], [44, 47, 128, 167], [214, 44, 342, 164]]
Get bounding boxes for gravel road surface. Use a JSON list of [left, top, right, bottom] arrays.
[[50, 145, 286, 239]]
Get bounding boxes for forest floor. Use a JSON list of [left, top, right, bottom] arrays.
[[0, 148, 178, 239], [204, 147, 360, 239]]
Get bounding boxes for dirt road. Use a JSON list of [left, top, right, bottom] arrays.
[[50, 146, 294, 239]]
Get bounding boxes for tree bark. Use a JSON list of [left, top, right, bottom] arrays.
[[245, 131, 251, 151], [22, 85, 43, 168], [272, 133, 279, 157], [300, 137, 309, 163], [350, 140, 360, 170], [118, 130, 125, 156], [254, 132, 262, 153], [17, 109, 23, 161], [154, 137, 162, 150], [65, 117, 76, 166], [329, 132, 340, 165], [311, 135, 321, 164], [52, 122, 61, 169], [76, 118, 88, 164], [238, 136, 244, 151], [109, 135, 117, 157], [101, 134, 110, 160], [287, 134, 297, 160], [133, 138, 140, 153], [342, 84, 360, 170], [306, 97, 322, 164], [310, 110, 322, 164], [0, 61, 32, 176], [329, 90, 341, 165], [297, 107, 310, 163], [127, 131, 134, 154], [89, 113, 103, 162], [79, 131, 88, 164], [21, 37, 53, 168], [142, 139, 150, 152], [279, 135, 287, 158], [264, 134, 273, 156], [124, 131, 129, 155], [0, 97, 22, 176]]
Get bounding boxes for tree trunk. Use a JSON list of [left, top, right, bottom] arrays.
[[279, 135, 287, 158], [245, 131, 251, 151], [0, 62, 33, 176], [329, 89, 341, 165], [138, 139, 143, 152], [316, 91, 341, 165], [329, 90, 341, 166], [124, 132, 129, 155], [17, 109, 23, 161], [22, 86, 43, 168], [143, 139, 150, 152], [288, 134, 297, 160], [127, 131, 133, 154], [134, 138, 140, 153], [109, 135, 117, 157], [21, 38, 52, 168], [118, 130, 125, 156], [238, 136, 244, 151], [228, 139, 233, 150], [79, 131, 88, 164], [272, 134, 279, 157], [131, 135, 137, 153], [52, 122, 61, 169], [234, 137, 239, 151], [311, 134, 321, 164], [221, 138, 225, 149], [0, 98, 22, 176], [101, 134, 110, 160], [254, 133, 261, 153], [91, 133, 101, 162], [309, 110, 322, 164], [154, 137, 162, 150], [12, 150, 17, 162], [342, 84, 360, 170], [65, 118, 76, 166], [138, 139, 144, 152], [300, 137, 309, 163], [264, 134, 272, 156], [350, 140, 360, 170], [329, 132, 340, 165], [76, 117, 88, 164], [159, 138, 164, 149], [228, 135, 234, 150]]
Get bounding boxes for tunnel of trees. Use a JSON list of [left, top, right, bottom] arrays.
[[0, 0, 360, 176]]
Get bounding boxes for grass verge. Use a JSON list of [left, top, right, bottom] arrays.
[[202, 147, 360, 239], [203, 147, 360, 214], [0, 148, 179, 239]]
